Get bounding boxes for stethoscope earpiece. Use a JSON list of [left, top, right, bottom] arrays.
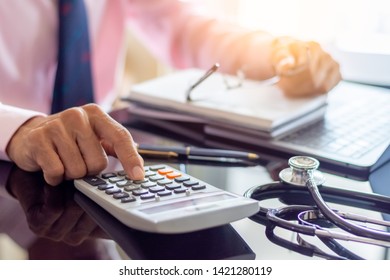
[[279, 155, 325, 187]]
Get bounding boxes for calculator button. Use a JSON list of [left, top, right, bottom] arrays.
[[175, 176, 190, 182], [121, 196, 136, 203], [149, 186, 166, 193], [113, 192, 130, 199], [83, 176, 106, 186], [105, 188, 121, 195], [117, 170, 127, 176], [183, 180, 199, 187], [149, 165, 166, 171], [192, 184, 206, 191], [157, 179, 173, 185], [109, 177, 125, 183], [166, 183, 182, 190], [133, 179, 148, 184], [98, 184, 114, 191], [157, 190, 172, 197], [133, 189, 149, 196], [174, 187, 188, 194], [101, 172, 117, 179], [144, 170, 157, 177], [116, 180, 133, 187], [141, 181, 157, 188], [149, 175, 165, 181], [140, 193, 156, 200], [157, 168, 173, 175], [124, 185, 140, 192], [166, 172, 182, 179]]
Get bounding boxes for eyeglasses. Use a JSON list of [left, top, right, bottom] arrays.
[[185, 63, 245, 102]]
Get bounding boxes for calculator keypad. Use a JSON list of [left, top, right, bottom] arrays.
[[82, 165, 208, 204]]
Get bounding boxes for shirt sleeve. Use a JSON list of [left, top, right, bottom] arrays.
[[125, 0, 275, 80], [0, 103, 46, 161], [0, 161, 15, 199]]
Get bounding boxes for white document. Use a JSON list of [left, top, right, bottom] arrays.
[[126, 69, 327, 135]]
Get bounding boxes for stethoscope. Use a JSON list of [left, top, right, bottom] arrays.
[[244, 156, 390, 259]]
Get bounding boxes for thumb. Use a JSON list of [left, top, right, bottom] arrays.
[[275, 55, 297, 75], [272, 38, 310, 76]]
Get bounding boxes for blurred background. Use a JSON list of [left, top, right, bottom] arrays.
[[119, 0, 390, 97]]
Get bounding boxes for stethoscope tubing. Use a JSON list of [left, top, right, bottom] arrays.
[[306, 177, 390, 242], [245, 181, 390, 243], [245, 181, 390, 217]]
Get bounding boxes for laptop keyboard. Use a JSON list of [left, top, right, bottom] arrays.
[[280, 91, 390, 159]]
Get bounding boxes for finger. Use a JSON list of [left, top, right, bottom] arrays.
[[291, 42, 311, 65], [84, 104, 144, 180], [275, 54, 296, 75], [38, 152, 65, 186], [308, 47, 340, 93], [76, 129, 109, 175], [49, 120, 88, 180], [29, 131, 65, 186], [273, 41, 310, 76], [61, 108, 108, 175], [319, 62, 342, 94]]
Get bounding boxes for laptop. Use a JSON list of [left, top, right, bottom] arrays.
[[205, 81, 390, 180]]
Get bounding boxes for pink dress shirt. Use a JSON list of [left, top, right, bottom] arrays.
[[0, 0, 273, 161]]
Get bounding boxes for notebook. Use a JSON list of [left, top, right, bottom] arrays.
[[125, 69, 328, 138]]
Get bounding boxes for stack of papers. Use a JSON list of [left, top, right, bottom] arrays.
[[124, 69, 328, 139]]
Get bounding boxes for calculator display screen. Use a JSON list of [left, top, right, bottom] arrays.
[[139, 193, 236, 214]]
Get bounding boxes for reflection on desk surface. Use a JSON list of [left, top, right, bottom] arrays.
[[0, 165, 115, 260], [0, 123, 389, 260]]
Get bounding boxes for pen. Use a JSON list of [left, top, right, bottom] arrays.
[[136, 143, 259, 161]]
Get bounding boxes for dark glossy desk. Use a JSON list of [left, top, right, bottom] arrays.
[[0, 119, 389, 260]]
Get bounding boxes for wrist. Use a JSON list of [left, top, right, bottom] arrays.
[[240, 32, 276, 80], [6, 115, 46, 162]]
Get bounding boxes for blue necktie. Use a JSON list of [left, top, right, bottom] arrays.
[[51, 0, 94, 114]]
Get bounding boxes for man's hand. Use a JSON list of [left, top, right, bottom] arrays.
[[6, 104, 144, 186], [271, 37, 342, 97]]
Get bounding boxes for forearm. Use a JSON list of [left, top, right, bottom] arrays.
[[126, 0, 276, 80], [171, 16, 276, 80]]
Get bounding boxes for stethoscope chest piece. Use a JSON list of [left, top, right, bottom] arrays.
[[279, 156, 325, 187]]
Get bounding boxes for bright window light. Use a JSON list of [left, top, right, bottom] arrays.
[[198, 0, 390, 47]]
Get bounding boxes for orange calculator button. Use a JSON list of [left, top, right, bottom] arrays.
[[166, 172, 182, 179], [158, 168, 174, 175]]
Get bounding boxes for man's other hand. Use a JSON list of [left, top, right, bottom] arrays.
[[272, 37, 342, 97]]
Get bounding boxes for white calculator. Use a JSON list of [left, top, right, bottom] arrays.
[[74, 164, 259, 234]]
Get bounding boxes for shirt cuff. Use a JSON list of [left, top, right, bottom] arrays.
[[0, 103, 46, 161], [0, 160, 16, 200]]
